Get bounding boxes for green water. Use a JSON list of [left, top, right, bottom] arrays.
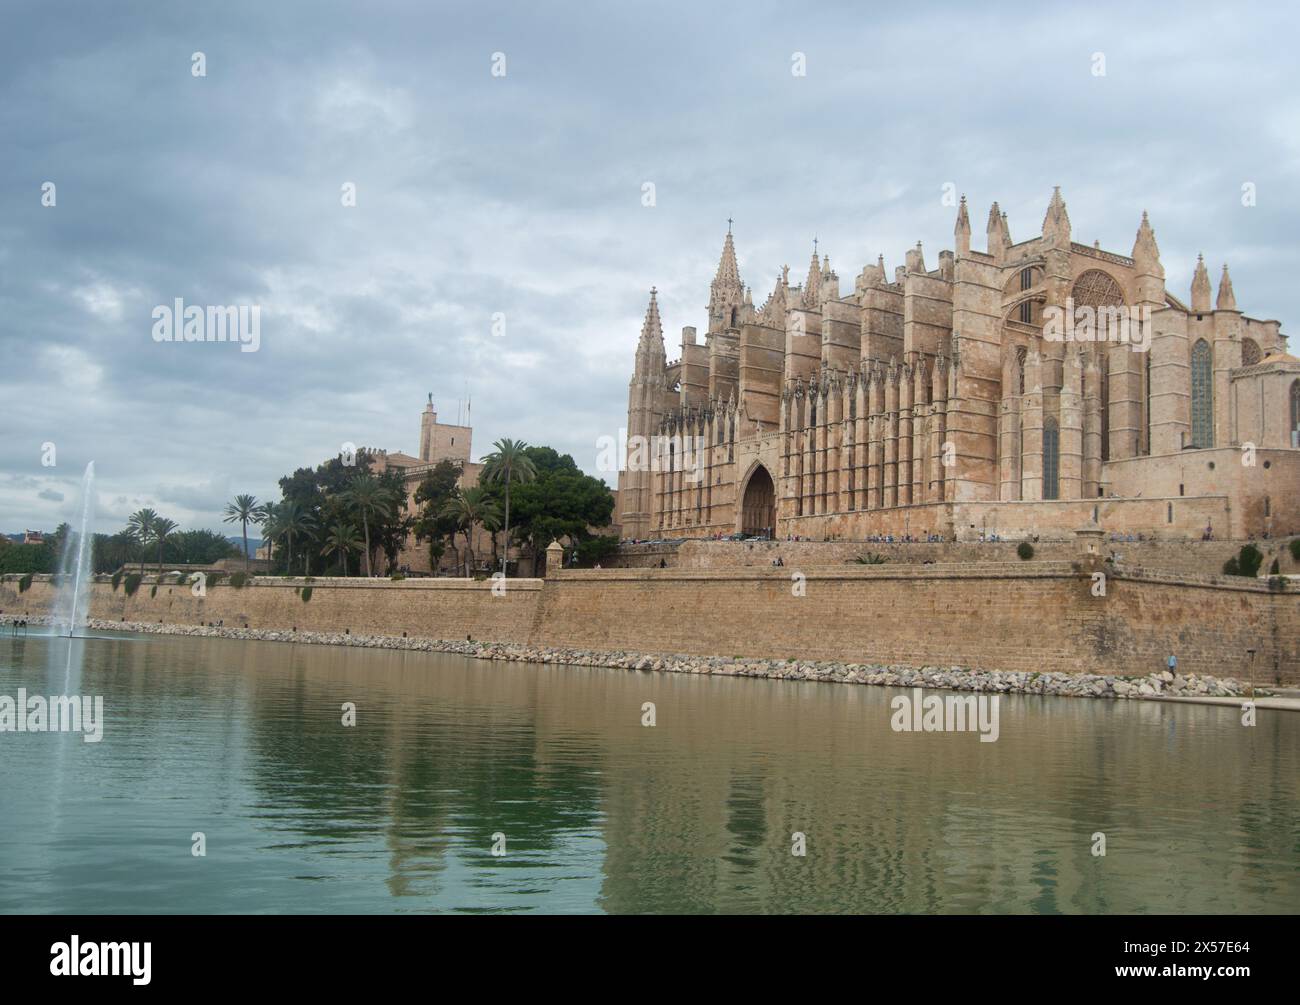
[[0, 631, 1296, 914]]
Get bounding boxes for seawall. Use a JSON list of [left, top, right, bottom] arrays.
[[3, 564, 1296, 684]]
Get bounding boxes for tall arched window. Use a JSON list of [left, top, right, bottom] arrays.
[[1242, 338, 1261, 366], [1191, 339, 1213, 447], [1043, 417, 1060, 500], [1143, 351, 1151, 454], [1291, 379, 1300, 447]]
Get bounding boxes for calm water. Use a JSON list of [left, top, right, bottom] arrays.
[[1, 631, 1296, 914]]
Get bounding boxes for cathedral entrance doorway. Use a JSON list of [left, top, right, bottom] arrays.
[[740, 464, 775, 537]]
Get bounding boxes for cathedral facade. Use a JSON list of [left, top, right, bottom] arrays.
[[618, 191, 1299, 542]]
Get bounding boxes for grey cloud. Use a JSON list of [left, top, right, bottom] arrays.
[[1, 0, 1296, 533]]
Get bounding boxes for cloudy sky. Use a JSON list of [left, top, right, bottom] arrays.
[[2, 0, 1297, 535]]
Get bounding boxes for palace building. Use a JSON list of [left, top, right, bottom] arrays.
[[367, 395, 488, 574], [618, 190, 1299, 542]]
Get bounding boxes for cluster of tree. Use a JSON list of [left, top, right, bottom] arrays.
[[258, 452, 413, 577], [0, 514, 238, 575], [4, 438, 616, 580], [251, 439, 615, 577]]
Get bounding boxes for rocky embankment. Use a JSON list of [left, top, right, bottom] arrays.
[[2, 614, 1261, 700]]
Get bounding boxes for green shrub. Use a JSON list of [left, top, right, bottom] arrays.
[[124, 573, 143, 597], [1270, 558, 1280, 575], [111, 569, 123, 591], [1225, 544, 1264, 578], [390, 572, 406, 581], [1290, 539, 1300, 562], [1017, 542, 1035, 561], [229, 571, 249, 589], [207, 571, 226, 588], [300, 586, 312, 603], [18, 573, 33, 593], [855, 552, 888, 565]]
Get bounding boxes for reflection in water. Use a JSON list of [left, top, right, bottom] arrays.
[[0, 632, 1296, 914]]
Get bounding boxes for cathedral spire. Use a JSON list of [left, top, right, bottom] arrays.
[[714, 227, 742, 288], [640, 287, 663, 343], [801, 245, 822, 308], [1191, 253, 1211, 312], [954, 195, 971, 256], [1041, 186, 1070, 247], [986, 200, 1008, 259], [1132, 210, 1163, 277], [1216, 263, 1237, 310], [708, 225, 745, 333]]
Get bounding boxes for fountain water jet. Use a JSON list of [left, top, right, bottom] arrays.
[[53, 461, 96, 638]]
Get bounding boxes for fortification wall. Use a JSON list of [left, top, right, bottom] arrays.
[[533, 565, 1295, 683], [4, 565, 1295, 684], [0, 576, 541, 643], [611, 536, 1300, 580]]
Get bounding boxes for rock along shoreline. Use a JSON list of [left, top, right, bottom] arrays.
[[2, 614, 1263, 701]]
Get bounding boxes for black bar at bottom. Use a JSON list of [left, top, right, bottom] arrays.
[[0, 914, 1282, 990]]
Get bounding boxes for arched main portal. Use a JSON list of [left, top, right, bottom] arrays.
[[740, 464, 775, 537]]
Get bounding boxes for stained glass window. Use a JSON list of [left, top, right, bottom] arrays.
[[1043, 417, 1060, 500], [1290, 380, 1300, 447], [1191, 339, 1213, 447], [1072, 270, 1124, 309]]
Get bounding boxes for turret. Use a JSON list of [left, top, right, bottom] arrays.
[[707, 223, 745, 333], [634, 287, 667, 376], [905, 241, 926, 274], [419, 393, 436, 461], [1191, 254, 1211, 313], [1041, 186, 1071, 249], [986, 201, 1009, 262], [801, 246, 822, 309], [954, 195, 971, 257], [1216, 263, 1237, 311]]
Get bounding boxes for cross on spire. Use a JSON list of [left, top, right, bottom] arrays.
[[727, 216, 733, 234]]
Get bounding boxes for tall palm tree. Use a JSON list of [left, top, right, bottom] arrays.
[[127, 508, 158, 573], [342, 473, 396, 576], [152, 517, 177, 572], [320, 520, 362, 577], [223, 494, 259, 570], [481, 439, 536, 576], [269, 499, 315, 574], [255, 501, 276, 564], [440, 487, 501, 577]]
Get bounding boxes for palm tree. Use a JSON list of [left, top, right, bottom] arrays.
[[223, 494, 259, 570], [481, 438, 537, 576], [440, 487, 501, 576], [127, 508, 158, 573], [268, 499, 314, 574], [152, 517, 177, 572], [342, 473, 397, 576], [255, 501, 276, 563], [320, 521, 362, 577]]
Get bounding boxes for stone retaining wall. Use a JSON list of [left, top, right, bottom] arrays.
[[3, 563, 1295, 684], [611, 536, 1300, 581]]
